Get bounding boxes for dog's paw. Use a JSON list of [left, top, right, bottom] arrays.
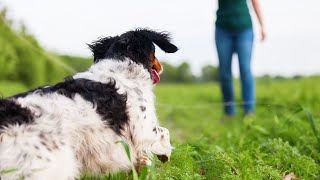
[[151, 127, 172, 162]]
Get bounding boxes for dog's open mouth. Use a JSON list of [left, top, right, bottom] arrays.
[[151, 57, 162, 85], [152, 69, 160, 84]]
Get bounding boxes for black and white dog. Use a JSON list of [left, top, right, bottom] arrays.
[[0, 29, 178, 180]]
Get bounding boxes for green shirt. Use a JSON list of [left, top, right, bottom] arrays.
[[216, 0, 252, 30]]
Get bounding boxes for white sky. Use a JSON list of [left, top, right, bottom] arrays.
[[1, 0, 320, 76]]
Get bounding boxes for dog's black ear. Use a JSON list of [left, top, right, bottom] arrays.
[[87, 36, 118, 62], [138, 29, 178, 53]]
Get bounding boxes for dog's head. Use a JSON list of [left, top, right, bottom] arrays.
[[88, 28, 178, 84]]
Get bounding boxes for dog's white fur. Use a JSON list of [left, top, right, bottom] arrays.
[[0, 59, 172, 180]]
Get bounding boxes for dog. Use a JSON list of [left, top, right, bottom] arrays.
[[0, 28, 178, 180]]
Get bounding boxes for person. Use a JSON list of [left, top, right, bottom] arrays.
[[215, 0, 266, 117]]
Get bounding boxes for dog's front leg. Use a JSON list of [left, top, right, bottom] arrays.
[[134, 149, 152, 174], [134, 126, 172, 169], [151, 127, 172, 162]]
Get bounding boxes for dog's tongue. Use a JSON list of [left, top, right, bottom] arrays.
[[152, 69, 160, 84]]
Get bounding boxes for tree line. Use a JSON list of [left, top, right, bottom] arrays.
[[1, 7, 304, 87], [161, 62, 219, 83]]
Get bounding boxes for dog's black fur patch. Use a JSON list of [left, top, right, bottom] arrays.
[[0, 99, 35, 129], [12, 78, 129, 135], [88, 29, 178, 69]]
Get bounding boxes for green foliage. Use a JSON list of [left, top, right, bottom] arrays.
[[161, 62, 197, 83], [59, 55, 92, 72], [0, 12, 75, 88], [175, 62, 195, 83], [0, 81, 27, 97], [259, 139, 318, 179], [155, 144, 202, 180], [160, 62, 178, 83], [200, 64, 219, 82], [154, 78, 320, 179], [2, 74, 320, 180]]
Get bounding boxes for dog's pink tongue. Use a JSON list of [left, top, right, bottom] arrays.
[[152, 69, 160, 84]]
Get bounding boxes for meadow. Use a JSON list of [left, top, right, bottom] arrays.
[[1, 77, 320, 179], [1, 11, 320, 179]]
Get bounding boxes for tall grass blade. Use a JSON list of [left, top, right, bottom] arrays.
[[282, 105, 303, 126], [116, 141, 139, 180], [0, 168, 17, 175], [139, 166, 149, 180], [304, 109, 320, 149]]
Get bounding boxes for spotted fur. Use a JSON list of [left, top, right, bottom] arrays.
[[0, 29, 177, 180], [13, 78, 128, 135]]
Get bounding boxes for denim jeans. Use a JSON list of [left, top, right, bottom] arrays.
[[215, 26, 255, 115]]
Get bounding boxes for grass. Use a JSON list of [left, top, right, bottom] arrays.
[[153, 78, 320, 179], [1, 77, 320, 179], [0, 81, 28, 97]]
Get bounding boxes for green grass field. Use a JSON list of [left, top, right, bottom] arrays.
[[2, 10, 319, 179], [1, 77, 320, 179], [153, 78, 320, 179]]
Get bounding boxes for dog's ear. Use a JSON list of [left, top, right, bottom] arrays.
[[87, 36, 118, 62], [138, 29, 178, 53]]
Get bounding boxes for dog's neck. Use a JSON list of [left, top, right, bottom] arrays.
[[73, 59, 154, 88]]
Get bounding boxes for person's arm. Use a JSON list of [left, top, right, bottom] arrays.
[[252, 0, 266, 41]]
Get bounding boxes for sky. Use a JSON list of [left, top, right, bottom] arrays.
[[1, 0, 320, 76]]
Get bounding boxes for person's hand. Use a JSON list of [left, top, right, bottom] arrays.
[[260, 26, 266, 42]]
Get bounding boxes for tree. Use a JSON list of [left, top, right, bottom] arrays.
[[176, 62, 195, 83], [201, 65, 219, 82], [160, 62, 177, 83]]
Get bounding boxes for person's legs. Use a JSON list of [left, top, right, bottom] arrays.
[[215, 26, 235, 115], [235, 28, 255, 114]]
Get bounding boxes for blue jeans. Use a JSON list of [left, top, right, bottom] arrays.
[[215, 26, 255, 115]]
